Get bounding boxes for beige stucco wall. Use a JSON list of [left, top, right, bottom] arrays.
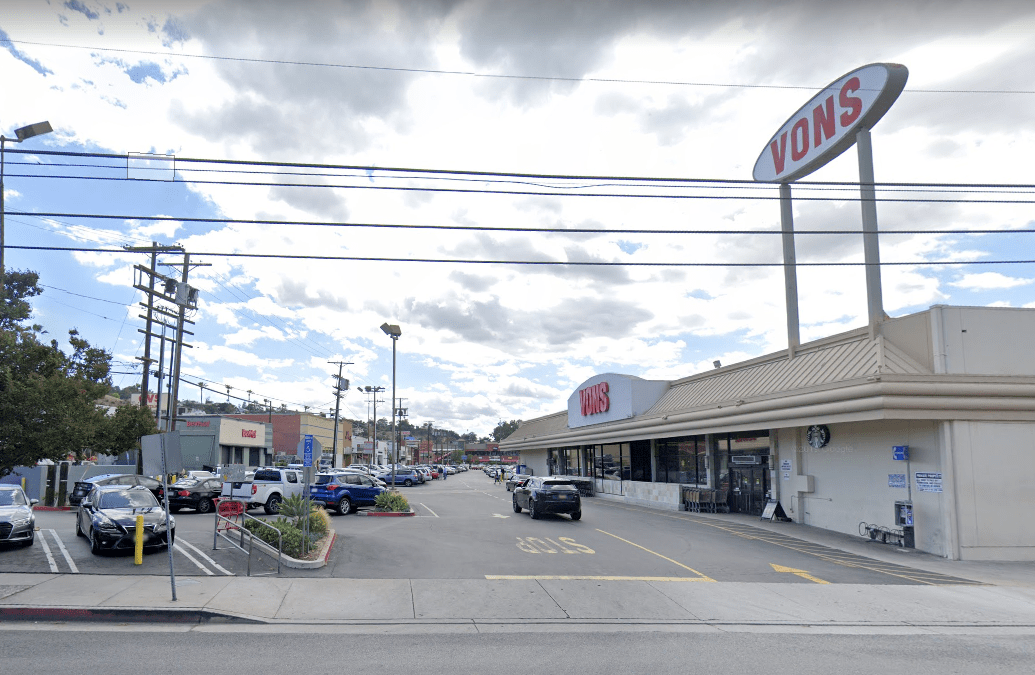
[[950, 420, 1035, 561], [774, 420, 943, 555]]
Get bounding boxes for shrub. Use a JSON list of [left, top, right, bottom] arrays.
[[375, 490, 410, 512], [278, 493, 317, 521]]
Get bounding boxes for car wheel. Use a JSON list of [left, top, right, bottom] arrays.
[[529, 498, 539, 519], [90, 528, 101, 555], [23, 529, 35, 547], [264, 494, 282, 515], [169, 506, 181, 514], [164, 529, 175, 548], [196, 498, 213, 514], [337, 496, 352, 515], [570, 510, 582, 521], [404, 479, 413, 487], [512, 498, 521, 513], [75, 516, 84, 538]]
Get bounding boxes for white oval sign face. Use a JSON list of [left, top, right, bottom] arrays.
[[752, 63, 908, 183]]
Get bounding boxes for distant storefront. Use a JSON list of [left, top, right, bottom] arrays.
[[176, 416, 272, 469]]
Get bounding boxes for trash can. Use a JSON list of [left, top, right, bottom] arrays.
[[894, 500, 915, 548]]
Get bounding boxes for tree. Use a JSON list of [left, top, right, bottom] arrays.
[[492, 419, 522, 443], [0, 270, 155, 476]]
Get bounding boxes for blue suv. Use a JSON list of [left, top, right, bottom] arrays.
[[309, 473, 385, 515]]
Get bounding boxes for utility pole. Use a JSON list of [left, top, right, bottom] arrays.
[[329, 360, 353, 468], [396, 398, 408, 464], [127, 243, 183, 412], [363, 386, 385, 465]]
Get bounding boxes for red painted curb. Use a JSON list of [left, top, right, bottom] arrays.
[[33, 506, 72, 511]]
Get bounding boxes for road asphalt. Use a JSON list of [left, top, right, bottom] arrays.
[[2, 508, 1034, 633]]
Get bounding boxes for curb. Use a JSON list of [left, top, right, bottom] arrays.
[[246, 529, 336, 569], [0, 606, 261, 625], [358, 509, 415, 517]]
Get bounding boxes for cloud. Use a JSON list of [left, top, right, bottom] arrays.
[[949, 272, 1033, 290]]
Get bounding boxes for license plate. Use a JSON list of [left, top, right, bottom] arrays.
[[556, 494, 567, 499]]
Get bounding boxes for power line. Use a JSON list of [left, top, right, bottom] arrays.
[[11, 212, 1035, 236], [12, 244, 1035, 268], [4, 37, 1033, 95]]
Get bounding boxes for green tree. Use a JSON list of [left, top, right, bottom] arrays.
[[491, 419, 522, 443], [0, 270, 155, 476]]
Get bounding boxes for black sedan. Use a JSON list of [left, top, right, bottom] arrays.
[[0, 485, 37, 547], [75, 485, 175, 554], [167, 477, 223, 514], [512, 477, 582, 520], [505, 473, 532, 492], [68, 473, 165, 507]]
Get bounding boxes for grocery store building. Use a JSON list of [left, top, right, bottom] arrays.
[[501, 306, 1035, 562]]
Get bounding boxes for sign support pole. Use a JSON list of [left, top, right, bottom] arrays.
[[856, 128, 885, 335], [779, 182, 800, 358]]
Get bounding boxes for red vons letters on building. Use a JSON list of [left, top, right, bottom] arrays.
[[753, 63, 907, 183], [579, 382, 610, 416], [241, 429, 257, 438]]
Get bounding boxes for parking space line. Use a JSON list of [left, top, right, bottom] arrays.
[[596, 529, 716, 582], [178, 538, 234, 575], [419, 503, 439, 518], [36, 530, 60, 573], [173, 543, 215, 576], [176, 539, 234, 576], [45, 530, 79, 574]]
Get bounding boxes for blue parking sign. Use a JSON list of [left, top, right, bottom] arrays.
[[304, 435, 314, 467]]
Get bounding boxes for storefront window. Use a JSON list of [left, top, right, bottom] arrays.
[[656, 436, 706, 484]]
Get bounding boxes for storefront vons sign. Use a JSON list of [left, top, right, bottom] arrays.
[[752, 63, 908, 183], [579, 382, 610, 416], [567, 374, 669, 429]]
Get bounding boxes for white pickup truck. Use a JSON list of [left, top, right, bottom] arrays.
[[220, 467, 305, 514]]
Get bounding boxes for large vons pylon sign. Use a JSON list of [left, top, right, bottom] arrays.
[[752, 63, 908, 183]]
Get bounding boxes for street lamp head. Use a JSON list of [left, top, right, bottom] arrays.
[[380, 322, 402, 338], [13, 121, 53, 142]]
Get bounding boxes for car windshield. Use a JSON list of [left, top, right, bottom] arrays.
[[98, 490, 159, 509], [174, 478, 200, 488], [0, 489, 27, 506], [542, 481, 577, 491], [315, 475, 334, 484]]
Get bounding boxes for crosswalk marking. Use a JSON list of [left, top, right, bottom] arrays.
[[45, 530, 79, 574]]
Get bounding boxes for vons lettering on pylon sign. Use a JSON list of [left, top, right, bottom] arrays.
[[752, 63, 908, 183]]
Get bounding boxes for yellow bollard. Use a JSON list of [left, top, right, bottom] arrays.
[[21, 477, 26, 491], [134, 515, 144, 565]]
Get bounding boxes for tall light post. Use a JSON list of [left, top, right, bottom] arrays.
[[1, 121, 53, 299], [380, 322, 401, 487]]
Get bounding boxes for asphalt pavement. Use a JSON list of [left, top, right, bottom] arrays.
[[2, 471, 1035, 633]]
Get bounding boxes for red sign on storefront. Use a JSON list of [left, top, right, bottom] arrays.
[[579, 382, 610, 416]]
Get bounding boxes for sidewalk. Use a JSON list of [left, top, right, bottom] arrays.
[[2, 513, 1035, 631]]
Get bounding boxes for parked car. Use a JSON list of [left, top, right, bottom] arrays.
[[513, 477, 582, 520], [0, 485, 37, 547], [75, 485, 174, 554], [377, 468, 424, 487], [167, 477, 223, 514], [310, 473, 386, 514], [220, 467, 304, 514], [506, 473, 532, 492], [68, 473, 164, 507]]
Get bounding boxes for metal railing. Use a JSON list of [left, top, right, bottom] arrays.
[[213, 507, 283, 575]]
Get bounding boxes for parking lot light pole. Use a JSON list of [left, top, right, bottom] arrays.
[[1, 121, 52, 300], [380, 323, 401, 487]]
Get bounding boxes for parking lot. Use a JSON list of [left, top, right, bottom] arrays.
[[1, 471, 979, 585]]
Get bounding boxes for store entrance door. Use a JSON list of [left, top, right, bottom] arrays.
[[729, 461, 769, 515]]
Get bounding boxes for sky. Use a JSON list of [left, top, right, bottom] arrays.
[[2, 0, 1035, 438]]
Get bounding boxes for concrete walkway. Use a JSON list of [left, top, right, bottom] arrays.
[[2, 511, 1034, 631]]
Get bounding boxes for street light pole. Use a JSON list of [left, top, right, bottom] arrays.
[[380, 323, 402, 487], [1, 121, 53, 301]]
